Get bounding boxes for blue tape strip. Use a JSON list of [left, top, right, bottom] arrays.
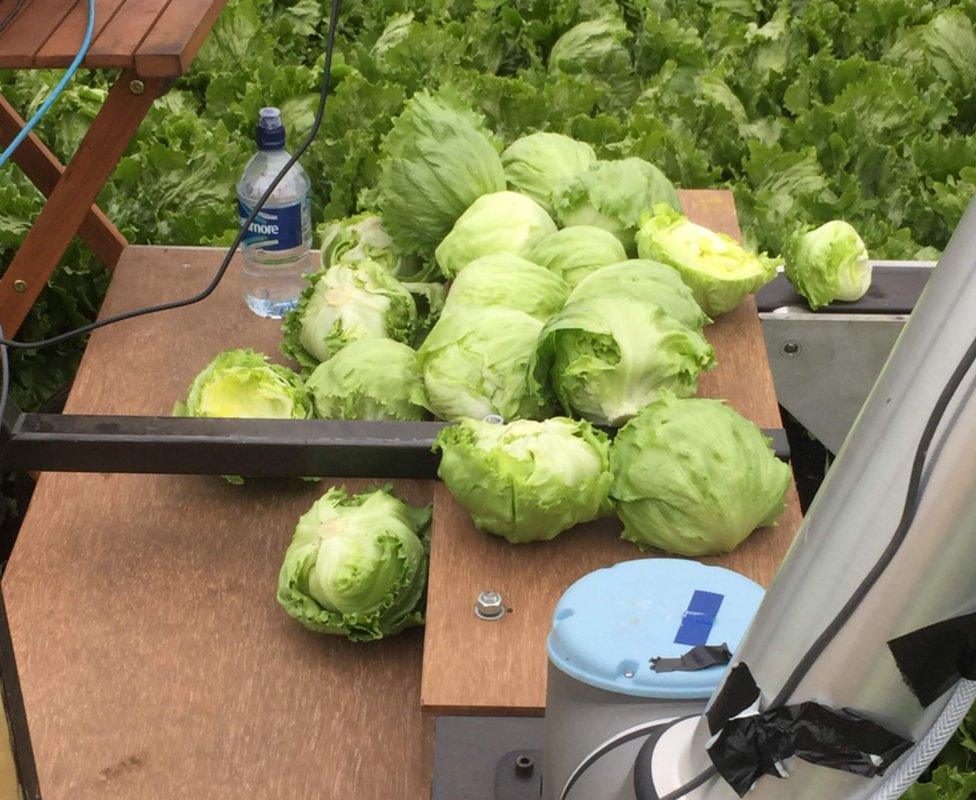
[[675, 590, 724, 646]]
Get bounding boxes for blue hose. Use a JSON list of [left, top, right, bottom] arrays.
[[0, 0, 96, 168]]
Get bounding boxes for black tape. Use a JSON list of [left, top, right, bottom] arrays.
[[651, 644, 732, 673], [707, 663, 761, 736], [888, 611, 976, 708], [707, 703, 913, 797]]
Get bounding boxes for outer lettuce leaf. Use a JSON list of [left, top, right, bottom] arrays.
[[887, 10, 976, 95], [552, 158, 679, 252], [610, 394, 791, 556], [417, 308, 551, 422], [376, 87, 505, 255], [434, 191, 557, 278], [784, 220, 872, 310], [902, 766, 976, 800], [281, 260, 417, 372], [319, 212, 429, 279], [276, 486, 431, 642], [434, 417, 613, 542], [174, 348, 311, 420], [549, 16, 637, 104], [568, 260, 710, 329], [536, 296, 715, 427], [501, 132, 596, 212], [441, 253, 570, 322], [636, 204, 780, 317], [527, 225, 628, 287], [306, 338, 427, 421]]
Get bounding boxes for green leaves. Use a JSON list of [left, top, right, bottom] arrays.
[[376, 87, 506, 255], [3, 0, 974, 418], [281, 261, 417, 371], [784, 220, 871, 310], [610, 393, 791, 556], [434, 417, 613, 542], [552, 158, 679, 252], [277, 486, 431, 641], [174, 348, 311, 419], [305, 338, 427, 421], [434, 190, 556, 277], [417, 307, 551, 422], [537, 259, 714, 426], [636, 205, 780, 317]]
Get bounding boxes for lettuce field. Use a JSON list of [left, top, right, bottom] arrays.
[[1, 0, 974, 409]]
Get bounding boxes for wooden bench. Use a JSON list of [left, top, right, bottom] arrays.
[[0, 0, 228, 335], [1, 191, 802, 798]]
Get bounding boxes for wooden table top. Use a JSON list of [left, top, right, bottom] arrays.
[[421, 189, 805, 716], [2, 191, 802, 795], [2, 246, 433, 800], [0, 0, 227, 75]]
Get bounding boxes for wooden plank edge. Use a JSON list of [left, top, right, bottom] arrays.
[[133, 0, 228, 77]]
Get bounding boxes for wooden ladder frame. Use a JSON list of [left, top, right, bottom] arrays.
[[0, 69, 164, 335]]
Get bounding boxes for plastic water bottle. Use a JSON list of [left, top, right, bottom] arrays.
[[237, 107, 312, 318]]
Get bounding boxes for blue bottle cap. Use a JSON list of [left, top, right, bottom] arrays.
[[548, 559, 764, 699], [256, 107, 286, 151]]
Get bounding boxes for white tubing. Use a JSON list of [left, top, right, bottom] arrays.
[[868, 679, 976, 800]]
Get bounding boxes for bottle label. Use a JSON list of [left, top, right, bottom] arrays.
[[238, 200, 306, 251]]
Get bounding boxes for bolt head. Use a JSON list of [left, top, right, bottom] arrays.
[[780, 340, 801, 357], [475, 590, 505, 620], [12, 279, 27, 294], [129, 79, 145, 95], [515, 755, 535, 775]]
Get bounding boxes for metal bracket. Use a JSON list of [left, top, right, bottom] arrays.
[[758, 262, 934, 453], [432, 716, 545, 800]]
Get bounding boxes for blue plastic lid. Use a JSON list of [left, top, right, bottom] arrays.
[[548, 559, 764, 699], [256, 107, 286, 151]]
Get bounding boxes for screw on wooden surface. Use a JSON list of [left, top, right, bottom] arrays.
[[12, 280, 27, 294], [129, 79, 145, 95], [475, 590, 505, 620]]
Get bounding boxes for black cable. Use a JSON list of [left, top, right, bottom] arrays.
[[638, 329, 976, 800], [0, 0, 341, 354]]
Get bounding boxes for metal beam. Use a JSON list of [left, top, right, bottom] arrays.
[[0, 412, 791, 477]]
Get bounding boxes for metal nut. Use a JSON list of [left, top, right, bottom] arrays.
[[780, 340, 801, 357], [129, 79, 145, 95], [515, 755, 535, 775], [12, 279, 27, 294], [475, 590, 505, 620]]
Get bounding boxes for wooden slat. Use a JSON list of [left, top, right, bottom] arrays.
[[84, 0, 172, 69], [0, 0, 22, 24], [34, 0, 128, 66], [421, 189, 804, 716], [0, 70, 161, 336], [0, 0, 76, 68], [133, 0, 226, 77], [0, 94, 126, 270], [3, 246, 435, 800]]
